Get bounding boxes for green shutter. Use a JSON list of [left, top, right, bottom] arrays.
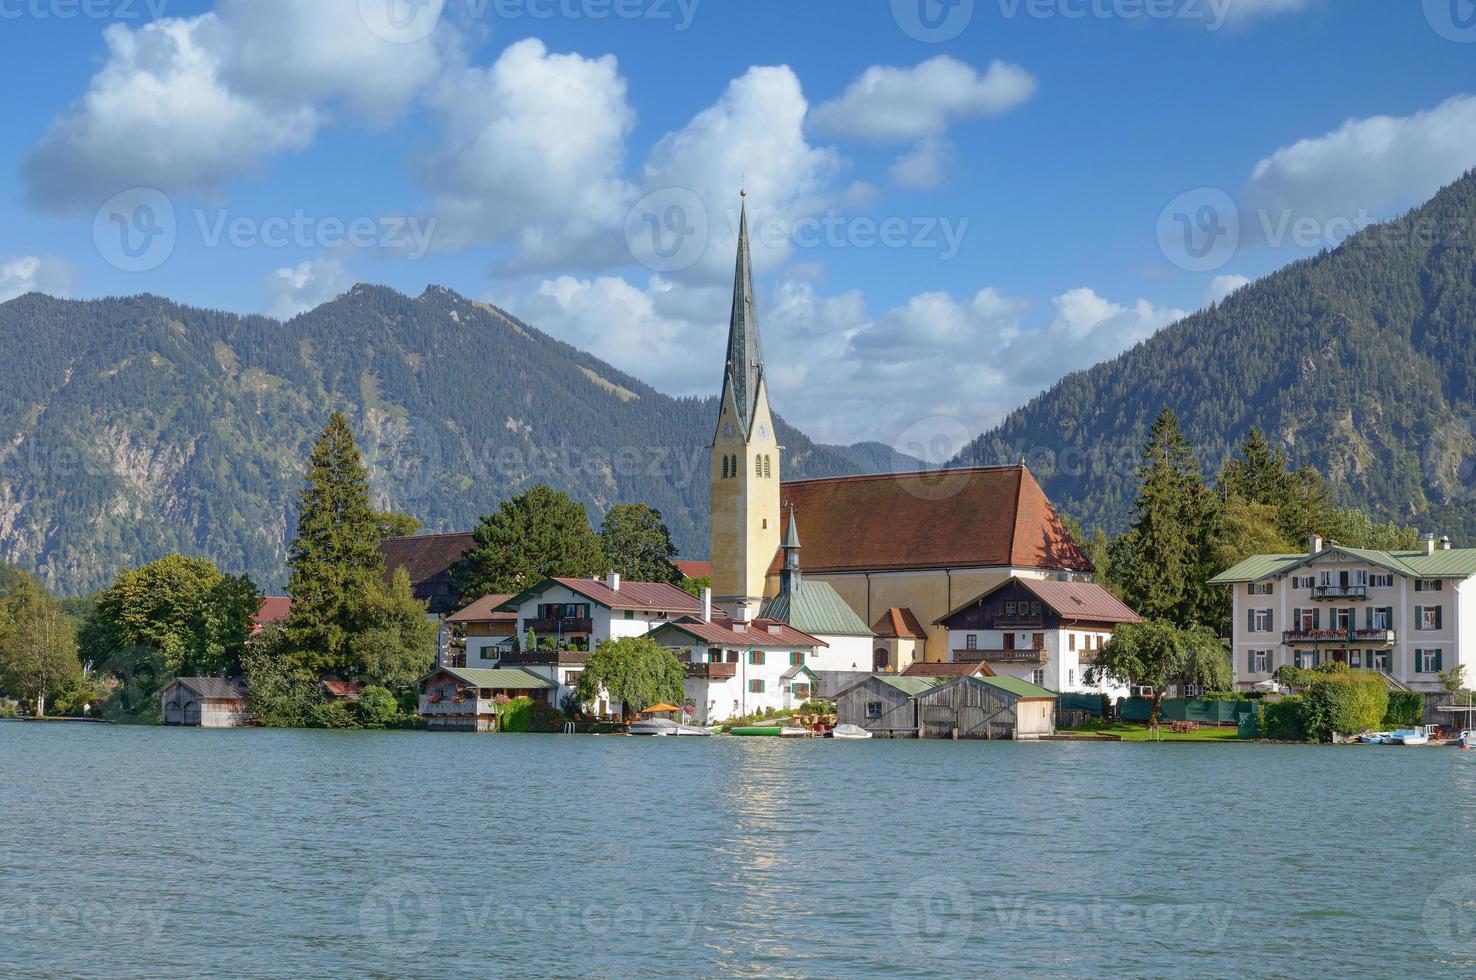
[[1314, 608, 1321, 630], [1247, 609, 1254, 632], [1436, 650, 1444, 672]]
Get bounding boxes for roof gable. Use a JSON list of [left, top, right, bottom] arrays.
[[935, 576, 1140, 626], [497, 577, 701, 615]]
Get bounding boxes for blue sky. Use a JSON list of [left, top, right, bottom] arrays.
[[1, 0, 1473, 452]]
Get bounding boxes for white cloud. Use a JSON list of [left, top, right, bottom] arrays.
[[0, 257, 76, 303], [809, 56, 1036, 144], [1245, 94, 1476, 225], [1217, 0, 1309, 25], [641, 65, 843, 279], [263, 258, 354, 319], [889, 137, 955, 190], [1204, 274, 1251, 305], [24, 1, 448, 210], [423, 39, 637, 268]]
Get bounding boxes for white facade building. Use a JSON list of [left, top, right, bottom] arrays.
[[1213, 534, 1476, 693]]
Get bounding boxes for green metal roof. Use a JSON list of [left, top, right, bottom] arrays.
[[427, 667, 556, 690], [761, 581, 875, 637], [876, 675, 943, 696], [1211, 546, 1476, 584], [974, 675, 1059, 699]]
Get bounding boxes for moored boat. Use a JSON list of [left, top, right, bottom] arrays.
[[1359, 732, 1391, 744], [629, 718, 712, 736], [830, 724, 873, 740], [1390, 728, 1430, 745]]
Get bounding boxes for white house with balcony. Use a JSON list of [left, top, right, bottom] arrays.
[[932, 577, 1141, 700], [1212, 533, 1476, 692], [647, 602, 827, 725]]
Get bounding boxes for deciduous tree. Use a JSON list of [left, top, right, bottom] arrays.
[[600, 503, 680, 583], [1086, 619, 1230, 726], [0, 577, 80, 717], [456, 485, 604, 600], [574, 635, 686, 721]]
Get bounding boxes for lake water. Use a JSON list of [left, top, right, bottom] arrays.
[[4, 722, 1476, 978]]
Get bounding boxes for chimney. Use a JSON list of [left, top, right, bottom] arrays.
[[1442, 535, 1453, 551], [1309, 533, 1323, 556], [606, 572, 621, 592], [1424, 532, 1438, 556], [700, 588, 713, 623]]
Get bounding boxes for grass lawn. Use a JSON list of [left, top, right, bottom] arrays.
[[1068, 722, 1248, 742]]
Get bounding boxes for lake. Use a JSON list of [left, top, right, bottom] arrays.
[[3, 722, 1475, 978]]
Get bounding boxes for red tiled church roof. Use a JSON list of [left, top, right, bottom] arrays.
[[776, 465, 1092, 575]]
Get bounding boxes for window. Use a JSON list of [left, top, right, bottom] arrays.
[[1292, 576, 1314, 590], [1249, 650, 1269, 673], [1182, 683, 1203, 698], [756, 455, 763, 477], [1031, 602, 1042, 617], [1367, 607, 1392, 630], [965, 635, 978, 650], [564, 671, 580, 686], [624, 610, 634, 620], [721, 456, 729, 479], [866, 701, 883, 719], [1249, 582, 1273, 595], [748, 679, 765, 693], [1005, 601, 1017, 615], [1068, 633, 1077, 651], [1416, 649, 1443, 674], [1349, 651, 1362, 668], [1067, 669, 1075, 687], [1417, 606, 1443, 631], [731, 455, 738, 477], [1416, 579, 1443, 592], [1031, 669, 1046, 686], [1371, 651, 1390, 673], [706, 649, 722, 663], [748, 651, 766, 665], [763, 455, 771, 478], [1369, 573, 1394, 588], [1294, 649, 1318, 669], [1292, 608, 1318, 630], [792, 683, 810, 698], [790, 651, 804, 666], [1332, 608, 1352, 631], [1249, 609, 1272, 633]]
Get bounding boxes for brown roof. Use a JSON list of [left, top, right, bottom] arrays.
[[652, 616, 827, 648], [872, 607, 929, 639], [545, 578, 702, 614], [321, 679, 365, 700], [446, 594, 518, 624], [672, 560, 713, 580], [936, 576, 1141, 626], [380, 532, 478, 615], [776, 466, 1092, 574], [255, 596, 292, 625], [903, 661, 996, 678]]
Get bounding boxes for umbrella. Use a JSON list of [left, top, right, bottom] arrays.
[[642, 703, 683, 715]]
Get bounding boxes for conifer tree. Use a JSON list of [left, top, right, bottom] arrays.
[[600, 504, 681, 583], [456, 485, 605, 600], [286, 413, 386, 671]]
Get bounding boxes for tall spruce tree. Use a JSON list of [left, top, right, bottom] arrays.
[[1110, 408, 1217, 626], [456, 485, 605, 600], [600, 504, 681, 583], [286, 413, 386, 672]]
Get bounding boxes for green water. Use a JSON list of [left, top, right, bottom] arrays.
[[3, 722, 1475, 978]]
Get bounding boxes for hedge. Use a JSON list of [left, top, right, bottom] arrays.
[[1261, 670, 1389, 742], [1382, 691, 1425, 728], [497, 697, 535, 733]]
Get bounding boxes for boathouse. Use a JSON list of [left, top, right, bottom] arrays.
[[912, 674, 1058, 739], [159, 677, 249, 728], [834, 674, 941, 737]]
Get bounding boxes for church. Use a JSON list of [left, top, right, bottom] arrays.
[[709, 195, 1095, 672]]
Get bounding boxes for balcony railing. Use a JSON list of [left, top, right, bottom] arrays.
[[524, 617, 594, 635], [501, 650, 593, 666], [685, 662, 737, 680], [991, 616, 1044, 629], [1282, 628, 1397, 645], [419, 696, 496, 716], [955, 649, 1048, 665], [1311, 584, 1367, 600]]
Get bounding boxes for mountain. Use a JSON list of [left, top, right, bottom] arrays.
[[0, 285, 919, 595], [956, 170, 1476, 542]]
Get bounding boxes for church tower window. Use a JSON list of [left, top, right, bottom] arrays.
[[722, 456, 729, 479], [763, 455, 771, 479], [755, 454, 762, 477]]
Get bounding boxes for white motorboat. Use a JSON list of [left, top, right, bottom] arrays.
[[1460, 730, 1476, 749], [1390, 728, 1430, 745], [628, 717, 711, 736], [830, 724, 873, 740], [1358, 732, 1391, 745]]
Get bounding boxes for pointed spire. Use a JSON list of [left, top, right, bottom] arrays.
[[780, 506, 802, 596], [784, 508, 801, 550], [723, 195, 764, 438]]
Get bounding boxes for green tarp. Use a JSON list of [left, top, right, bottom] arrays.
[[1120, 697, 1261, 733]]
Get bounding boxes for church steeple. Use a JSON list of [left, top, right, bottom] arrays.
[[722, 197, 765, 439], [780, 508, 802, 597]]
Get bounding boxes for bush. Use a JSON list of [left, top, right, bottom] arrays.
[[1383, 691, 1425, 728], [0, 698, 17, 719], [529, 702, 566, 733], [498, 697, 535, 733], [1261, 698, 1306, 741], [1303, 671, 1387, 742], [355, 686, 403, 728], [308, 701, 359, 729]]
